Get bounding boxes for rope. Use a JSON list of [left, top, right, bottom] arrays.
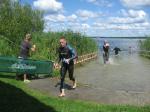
[[0, 35, 20, 48]]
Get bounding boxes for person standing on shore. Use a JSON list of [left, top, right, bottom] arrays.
[[19, 34, 36, 83], [54, 36, 77, 97]]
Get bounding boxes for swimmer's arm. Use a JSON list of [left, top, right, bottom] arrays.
[[68, 45, 77, 61], [58, 54, 61, 64]]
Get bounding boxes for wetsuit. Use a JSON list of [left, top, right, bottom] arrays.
[[103, 45, 109, 63], [57, 45, 77, 91], [113, 47, 121, 55]]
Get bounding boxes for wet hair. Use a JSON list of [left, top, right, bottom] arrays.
[[60, 36, 66, 40]]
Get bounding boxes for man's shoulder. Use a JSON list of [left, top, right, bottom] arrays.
[[67, 45, 73, 50]]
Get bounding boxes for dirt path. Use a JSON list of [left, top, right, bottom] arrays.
[[28, 54, 150, 105]]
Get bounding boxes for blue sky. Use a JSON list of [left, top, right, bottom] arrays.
[[19, 0, 150, 37]]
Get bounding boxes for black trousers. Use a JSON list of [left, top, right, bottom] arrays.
[[60, 61, 75, 91], [103, 52, 109, 64]]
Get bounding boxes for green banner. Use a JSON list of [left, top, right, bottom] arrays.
[[0, 56, 53, 76]]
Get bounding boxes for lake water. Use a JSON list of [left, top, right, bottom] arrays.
[[97, 38, 145, 55], [74, 37, 150, 105]]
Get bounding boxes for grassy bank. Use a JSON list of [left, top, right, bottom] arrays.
[[0, 73, 149, 112], [140, 37, 150, 58]]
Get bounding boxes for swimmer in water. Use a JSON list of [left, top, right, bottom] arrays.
[[103, 40, 110, 64], [113, 47, 121, 56]]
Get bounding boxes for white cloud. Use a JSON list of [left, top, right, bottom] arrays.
[[43, 7, 149, 36], [86, 0, 113, 7], [44, 13, 92, 33], [76, 10, 101, 20], [81, 23, 90, 29], [44, 14, 78, 23], [68, 22, 80, 26], [120, 9, 147, 18], [76, 10, 99, 18], [121, 0, 150, 7], [44, 13, 79, 32], [93, 21, 150, 30], [110, 9, 148, 24], [71, 23, 91, 33], [90, 9, 150, 36], [92, 9, 149, 31], [33, 0, 63, 13], [67, 14, 78, 22], [109, 17, 145, 24], [44, 14, 66, 23]]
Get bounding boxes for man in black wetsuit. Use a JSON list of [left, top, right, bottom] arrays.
[[54, 36, 77, 97], [103, 40, 110, 64], [113, 47, 121, 55]]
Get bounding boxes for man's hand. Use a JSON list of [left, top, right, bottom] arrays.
[[33, 44, 36, 48], [31, 44, 36, 52], [65, 59, 70, 64], [54, 63, 60, 69]]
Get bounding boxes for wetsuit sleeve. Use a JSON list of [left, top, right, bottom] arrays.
[[68, 45, 77, 61], [103, 46, 105, 51], [58, 54, 61, 63], [56, 48, 61, 64]]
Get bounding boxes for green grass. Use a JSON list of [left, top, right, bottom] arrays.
[[140, 37, 150, 58], [0, 73, 150, 112], [140, 37, 150, 51]]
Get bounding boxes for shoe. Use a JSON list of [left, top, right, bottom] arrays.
[[24, 79, 31, 83]]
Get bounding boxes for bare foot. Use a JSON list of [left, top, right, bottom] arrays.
[[72, 82, 77, 89], [59, 93, 65, 97]]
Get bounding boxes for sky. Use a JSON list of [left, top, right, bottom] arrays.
[[18, 0, 150, 37]]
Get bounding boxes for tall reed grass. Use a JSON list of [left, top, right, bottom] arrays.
[[0, 31, 98, 61]]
